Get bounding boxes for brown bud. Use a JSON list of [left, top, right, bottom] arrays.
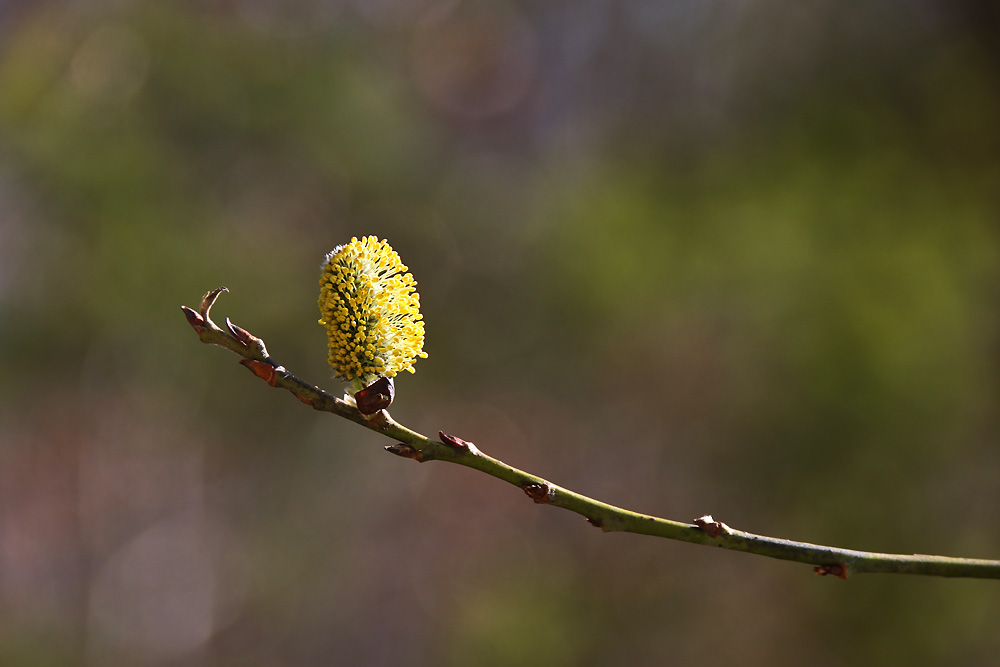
[[814, 563, 849, 580], [385, 443, 424, 461], [226, 318, 253, 346], [439, 432, 473, 450], [355, 377, 395, 415], [692, 514, 728, 538], [523, 483, 552, 504], [181, 305, 206, 331]]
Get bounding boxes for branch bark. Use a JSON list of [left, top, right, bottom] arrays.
[[182, 288, 1000, 581]]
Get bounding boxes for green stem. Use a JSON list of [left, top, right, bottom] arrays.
[[182, 289, 1000, 581]]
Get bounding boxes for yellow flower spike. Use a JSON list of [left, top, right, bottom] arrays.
[[318, 237, 427, 389]]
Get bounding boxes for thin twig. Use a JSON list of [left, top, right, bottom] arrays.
[[182, 288, 1000, 580]]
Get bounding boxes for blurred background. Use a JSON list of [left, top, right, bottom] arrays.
[[1, 0, 999, 664]]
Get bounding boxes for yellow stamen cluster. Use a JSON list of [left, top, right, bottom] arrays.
[[318, 236, 427, 385]]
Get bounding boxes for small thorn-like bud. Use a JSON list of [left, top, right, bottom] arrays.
[[385, 443, 424, 461], [814, 563, 849, 580], [439, 432, 473, 451], [226, 318, 251, 345], [240, 359, 279, 386], [355, 377, 395, 415], [523, 482, 552, 504], [693, 514, 730, 538], [225, 318, 269, 357], [181, 305, 206, 331], [586, 516, 604, 529], [199, 286, 228, 319]]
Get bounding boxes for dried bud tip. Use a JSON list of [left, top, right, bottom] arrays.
[[199, 286, 228, 319], [523, 483, 552, 504], [586, 517, 604, 529], [814, 563, 849, 580]]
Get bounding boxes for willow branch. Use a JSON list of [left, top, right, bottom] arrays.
[[182, 288, 1000, 581]]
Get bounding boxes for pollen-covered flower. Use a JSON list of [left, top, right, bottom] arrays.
[[318, 236, 427, 387]]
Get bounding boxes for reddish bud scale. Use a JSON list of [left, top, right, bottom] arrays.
[[523, 483, 552, 503]]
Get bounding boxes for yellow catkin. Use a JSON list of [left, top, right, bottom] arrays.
[[318, 237, 427, 385]]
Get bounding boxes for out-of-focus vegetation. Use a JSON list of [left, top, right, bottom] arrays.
[[1, 1, 998, 664]]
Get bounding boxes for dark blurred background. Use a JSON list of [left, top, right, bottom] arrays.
[[1, 0, 999, 664]]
